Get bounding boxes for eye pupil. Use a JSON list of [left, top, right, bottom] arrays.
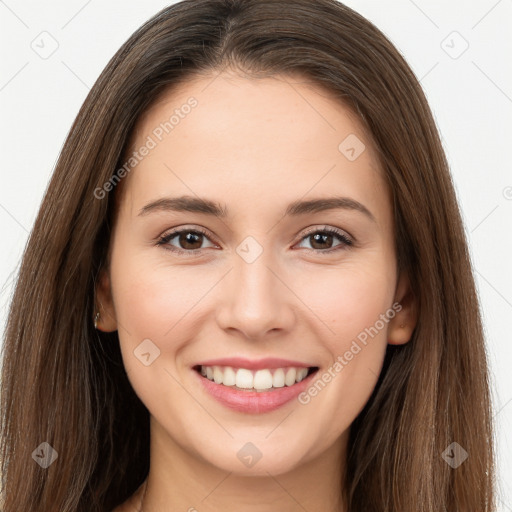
[[310, 233, 333, 250], [180, 231, 203, 250]]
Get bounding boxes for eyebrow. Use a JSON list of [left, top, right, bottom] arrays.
[[138, 195, 376, 223]]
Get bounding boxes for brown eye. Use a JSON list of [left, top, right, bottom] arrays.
[[296, 227, 353, 253], [176, 231, 204, 250], [309, 232, 335, 250], [157, 227, 217, 254]]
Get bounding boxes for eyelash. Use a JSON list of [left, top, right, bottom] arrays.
[[156, 225, 354, 256]]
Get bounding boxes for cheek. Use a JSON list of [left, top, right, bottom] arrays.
[[111, 260, 198, 342], [293, 256, 396, 346], [293, 260, 394, 418], [108, 244, 185, 368], [109, 248, 228, 388], [109, 255, 204, 415]]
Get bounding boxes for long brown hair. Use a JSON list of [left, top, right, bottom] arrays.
[[0, 0, 495, 510]]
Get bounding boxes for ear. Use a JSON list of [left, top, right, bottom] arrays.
[[94, 267, 118, 332], [387, 271, 418, 345]]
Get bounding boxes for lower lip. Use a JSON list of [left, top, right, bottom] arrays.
[[193, 368, 318, 414]]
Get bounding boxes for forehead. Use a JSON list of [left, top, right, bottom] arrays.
[[117, 72, 391, 227]]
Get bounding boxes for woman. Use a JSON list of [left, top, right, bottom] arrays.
[[0, 0, 495, 510]]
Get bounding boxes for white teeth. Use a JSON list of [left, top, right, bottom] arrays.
[[284, 368, 296, 386], [296, 368, 308, 382], [198, 365, 313, 391], [213, 366, 223, 384], [272, 368, 285, 388], [235, 368, 254, 389], [253, 369, 273, 390], [223, 366, 236, 386]]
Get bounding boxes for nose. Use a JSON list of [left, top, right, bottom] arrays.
[[215, 249, 296, 341]]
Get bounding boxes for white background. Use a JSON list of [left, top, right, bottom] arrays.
[[1, 0, 511, 509]]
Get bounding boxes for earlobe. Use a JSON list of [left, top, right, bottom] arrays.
[[94, 268, 118, 332], [388, 272, 418, 345]]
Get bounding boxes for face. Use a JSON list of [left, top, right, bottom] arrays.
[[97, 71, 415, 477]]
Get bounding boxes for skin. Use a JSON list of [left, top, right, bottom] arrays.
[[98, 70, 417, 512]]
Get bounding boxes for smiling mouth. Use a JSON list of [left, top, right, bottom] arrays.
[[193, 364, 319, 392]]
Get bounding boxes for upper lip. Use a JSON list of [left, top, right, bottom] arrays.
[[193, 357, 317, 370]]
